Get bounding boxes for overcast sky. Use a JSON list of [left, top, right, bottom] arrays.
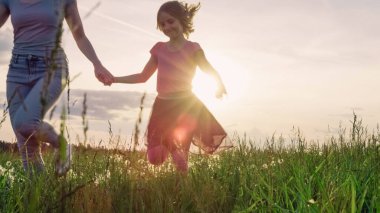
[[1, 0, 380, 146]]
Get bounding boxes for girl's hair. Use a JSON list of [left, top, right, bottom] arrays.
[[157, 1, 201, 38]]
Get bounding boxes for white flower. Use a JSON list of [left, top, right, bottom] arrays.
[[106, 169, 111, 179], [0, 165, 5, 176], [307, 199, 317, 204], [277, 159, 284, 164], [212, 154, 220, 161], [125, 159, 131, 167], [112, 154, 124, 163], [137, 159, 145, 165], [262, 164, 268, 169], [6, 161, 12, 168]]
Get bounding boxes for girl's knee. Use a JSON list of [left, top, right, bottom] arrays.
[[147, 146, 168, 165]]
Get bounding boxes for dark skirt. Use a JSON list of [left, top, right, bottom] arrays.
[[147, 94, 227, 154]]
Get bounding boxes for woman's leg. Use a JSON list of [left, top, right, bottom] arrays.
[[7, 76, 64, 171], [15, 132, 45, 173]]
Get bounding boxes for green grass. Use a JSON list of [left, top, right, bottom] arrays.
[[1, 120, 379, 212]]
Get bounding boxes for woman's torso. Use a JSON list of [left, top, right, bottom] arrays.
[[1, 0, 74, 57]]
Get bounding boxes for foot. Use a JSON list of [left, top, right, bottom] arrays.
[[55, 136, 72, 177]]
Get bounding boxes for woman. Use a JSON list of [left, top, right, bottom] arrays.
[[0, 0, 113, 175]]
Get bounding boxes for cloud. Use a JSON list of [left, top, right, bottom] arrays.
[[55, 89, 155, 121], [0, 89, 155, 121]]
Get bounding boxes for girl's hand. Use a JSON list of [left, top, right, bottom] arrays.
[[94, 64, 114, 86], [215, 83, 227, 99]]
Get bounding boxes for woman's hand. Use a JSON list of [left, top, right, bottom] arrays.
[[94, 64, 114, 85]]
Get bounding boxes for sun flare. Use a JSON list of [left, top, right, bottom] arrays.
[[192, 53, 249, 110]]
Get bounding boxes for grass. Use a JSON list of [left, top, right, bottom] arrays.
[[0, 115, 379, 212]]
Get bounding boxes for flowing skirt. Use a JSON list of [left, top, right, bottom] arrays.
[[147, 94, 227, 154]]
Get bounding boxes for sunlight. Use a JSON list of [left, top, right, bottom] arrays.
[[192, 52, 250, 110], [192, 71, 219, 109]]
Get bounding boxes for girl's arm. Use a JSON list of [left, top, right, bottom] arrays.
[[113, 55, 157, 84], [64, 2, 113, 85], [195, 49, 227, 98], [0, 5, 9, 28]]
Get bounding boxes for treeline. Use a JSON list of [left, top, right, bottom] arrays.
[[0, 140, 142, 156], [0, 140, 17, 152]]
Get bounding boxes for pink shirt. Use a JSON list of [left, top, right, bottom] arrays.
[[150, 41, 202, 96]]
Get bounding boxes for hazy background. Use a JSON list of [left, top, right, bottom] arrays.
[[1, 0, 379, 147]]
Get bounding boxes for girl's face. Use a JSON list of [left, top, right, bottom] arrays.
[[158, 12, 184, 40]]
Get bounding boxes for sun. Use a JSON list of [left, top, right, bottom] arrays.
[[192, 70, 219, 109], [192, 52, 249, 110]]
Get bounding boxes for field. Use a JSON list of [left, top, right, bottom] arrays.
[[0, 115, 379, 212]]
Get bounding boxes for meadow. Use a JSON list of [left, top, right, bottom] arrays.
[[0, 114, 379, 212]]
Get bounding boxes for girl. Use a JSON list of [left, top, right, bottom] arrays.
[[0, 0, 114, 175], [112, 1, 227, 172]]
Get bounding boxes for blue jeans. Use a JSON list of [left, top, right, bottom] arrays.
[[6, 53, 68, 172]]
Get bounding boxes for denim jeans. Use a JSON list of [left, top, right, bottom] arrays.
[[6, 52, 68, 172]]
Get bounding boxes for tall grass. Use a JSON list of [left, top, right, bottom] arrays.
[[0, 114, 379, 212]]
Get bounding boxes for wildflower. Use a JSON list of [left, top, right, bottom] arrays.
[[212, 154, 220, 161], [277, 159, 284, 164], [125, 159, 131, 167], [307, 198, 317, 204], [94, 177, 100, 186], [67, 169, 78, 179], [7, 173, 15, 185], [8, 167, 14, 175], [0, 165, 5, 175], [137, 159, 145, 165], [6, 161, 12, 168], [106, 169, 111, 179], [262, 163, 268, 169], [112, 154, 123, 163]]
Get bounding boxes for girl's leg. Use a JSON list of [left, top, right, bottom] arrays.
[[170, 113, 196, 172], [147, 144, 169, 166], [171, 138, 192, 172]]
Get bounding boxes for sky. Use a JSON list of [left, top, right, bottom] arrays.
[[1, 0, 380, 147]]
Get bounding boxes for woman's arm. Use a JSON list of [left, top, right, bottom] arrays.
[[0, 4, 9, 28], [113, 56, 157, 84], [64, 2, 113, 85], [195, 49, 227, 98]]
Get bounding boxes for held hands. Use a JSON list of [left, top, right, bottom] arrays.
[[94, 64, 114, 86]]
